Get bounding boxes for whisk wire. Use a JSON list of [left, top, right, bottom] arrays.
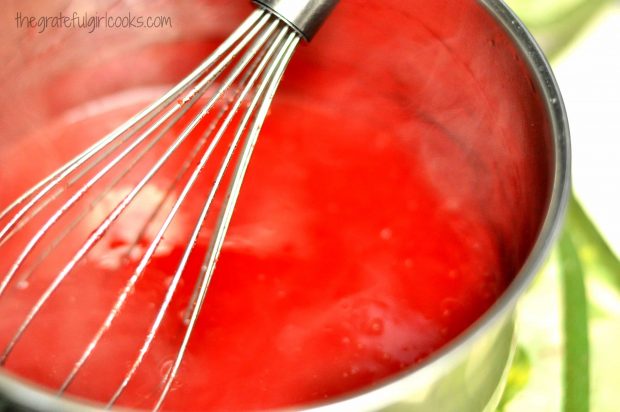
[[61, 22, 287, 399], [0, 11, 273, 299], [15, 85, 217, 287], [0, 10, 267, 244], [0, 14, 282, 367], [0, 0, 338, 407], [106, 26, 297, 408], [153, 29, 301, 412]]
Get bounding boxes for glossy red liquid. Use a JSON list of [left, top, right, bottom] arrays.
[[0, 1, 552, 410]]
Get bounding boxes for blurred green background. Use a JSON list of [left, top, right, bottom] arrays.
[[499, 1, 620, 411]]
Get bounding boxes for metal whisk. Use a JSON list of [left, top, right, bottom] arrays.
[[0, 0, 338, 409]]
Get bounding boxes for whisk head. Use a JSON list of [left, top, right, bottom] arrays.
[[0, 7, 312, 410]]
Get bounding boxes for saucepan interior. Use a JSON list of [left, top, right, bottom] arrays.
[[0, 0, 568, 411]]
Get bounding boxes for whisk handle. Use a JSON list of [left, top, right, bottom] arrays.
[[253, 0, 339, 41]]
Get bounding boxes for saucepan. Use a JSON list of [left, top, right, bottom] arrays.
[[0, 0, 569, 410]]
